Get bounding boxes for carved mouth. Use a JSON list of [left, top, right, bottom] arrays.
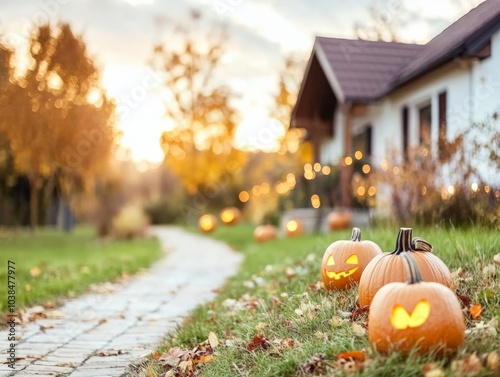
[[325, 266, 358, 280]]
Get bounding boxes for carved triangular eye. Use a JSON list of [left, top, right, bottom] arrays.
[[326, 255, 335, 266], [345, 255, 358, 264]]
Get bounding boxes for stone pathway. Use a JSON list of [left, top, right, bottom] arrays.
[[1, 227, 243, 377]]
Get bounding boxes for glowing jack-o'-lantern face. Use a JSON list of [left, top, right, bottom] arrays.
[[321, 228, 381, 290], [368, 253, 465, 355], [324, 254, 359, 280], [198, 214, 217, 233], [391, 300, 430, 329], [285, 219, 303, 237], [220, 207, 241, 226]]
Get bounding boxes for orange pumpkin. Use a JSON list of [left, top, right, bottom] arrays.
[[321, 227, 382, 290], [327, 210, 352, 230], [369, 253, 464, 355], [358, 228, 454, 306], [198, 214, 217, 233], [285, 219, 303, 238], [254, 224, 277, 243], [220, 207, 241, 225]]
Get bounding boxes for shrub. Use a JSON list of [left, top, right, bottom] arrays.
[[111, 204, 149, 240]]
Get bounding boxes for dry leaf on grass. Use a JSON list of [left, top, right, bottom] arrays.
[[469, 304, 483, 319], [482, 264, 496, 276], [299, 355, 327, 375], [351, 323, 366, 336], [246, 334, 271, 352], [451, 353, 482, 376], [208, 332, 219, 348], [159, 347, 191, 368], [487, 351, 499, 371], [422, 363, 444, 377], [285, 267, 296, 279], [493, 253, 500, 266], [30, 266, 41, 277]]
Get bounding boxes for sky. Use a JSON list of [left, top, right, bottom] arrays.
[[0, 0, 483, 162]]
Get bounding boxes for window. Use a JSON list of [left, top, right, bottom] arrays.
[[438, 91, 447, 160], [419, 103, 432, 149], [353, 125, 372, 158], [402, 106, 409, 158]]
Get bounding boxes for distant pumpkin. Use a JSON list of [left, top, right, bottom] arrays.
[[369, 253, 465, 355], [254, 224, 277, 243], [198, 214, 217, 233], [321, 227, 382, 290], [220, 207, 241, 225], [285, 219, 303, 238], [327, 210, 352, 230]]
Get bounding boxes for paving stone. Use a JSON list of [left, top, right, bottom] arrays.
[[67, 367, 126, 377], [15, 364, 75, 375]]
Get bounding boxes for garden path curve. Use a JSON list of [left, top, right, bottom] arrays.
[[1, 226, 243, 377]]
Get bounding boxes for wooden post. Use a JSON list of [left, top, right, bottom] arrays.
[[340, 103, 353, 208]]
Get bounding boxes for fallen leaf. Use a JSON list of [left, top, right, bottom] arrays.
[[314, 331, 328, 340], [56, 362, 77, 367], [246, 334, 270, 352], [97, 349, 123, 357], [255, 322, 267, 331], [469, 304, 483, 319], [352, 323, 366, 337], [350, 306, 370, 321], [25, 355, 44, 360], [159, 347, 191, 368], [2, 357, 24, 364], [330, 316, 345, 327], [493, 253, 500, 266], [285, 267, 296, 279], [307, 281, 324, 291], [422, 363, 445, 377], [30, 266, 41, 277], [295, 308, 304, 316], [39, 324, 54, 332], [178, 359, 193, 372], [452, 353, 482, 376], [457, 292, 472, 308], [195, 354, 213, 364], [482, 264, 496, 276], [208, 332, 219, 348], [44, 310, 65, 319], [336, 351, 367, 362], [487, 351, 499, 371], [299, 355, 327, 375]]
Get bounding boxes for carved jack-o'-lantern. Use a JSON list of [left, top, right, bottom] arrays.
[[220, 207, 241, 226], [368, 253, 465, 355], [358, 227, 454, 306], [321, 227, 382, 290], [254, 224, 277, 243], [285, 219, 303, 238], [198, 214, 217, 233]]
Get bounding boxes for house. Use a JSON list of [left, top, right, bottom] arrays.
[[292, 0, 500, 208]]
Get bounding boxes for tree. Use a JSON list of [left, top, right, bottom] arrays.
[[354, 2, 401, 42], [0, 23, 117, 229], [151, 11, 246, 197]]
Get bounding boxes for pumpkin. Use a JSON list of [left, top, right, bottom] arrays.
[[358, 228, 454, 306], [327, 210, 352, 230], [198, 214, 217, 233], [220, 207, 241, 225], [254, 224, 277, 243], [368, 252, 464, 355], [285, 219, 303, 238], [321, 227, 382, 290]]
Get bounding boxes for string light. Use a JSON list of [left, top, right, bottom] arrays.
[[304, 163, 312, 171], [368, 186, 376, 196], [322, 166, 331, 175], [260, 182, 270, 195], [381, 159, 388, 171], [345, 156, 353, 166], [484, 185, 491, 193], [392, 166, 400, 175], [362, 164, 371, 174], [252, 185, 262, 196], [354, 151, 363, 160], [421, 186, 427, 196], [471, 182, 478, 192], [313, 162, 321, 172], [447, 185, 455, 195], [357, 186, 366, 196], [311, 194, 321, 208], [304, 170, 315, 180], [238, 191, 249, 203]]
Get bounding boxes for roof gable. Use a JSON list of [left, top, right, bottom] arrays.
[[303, 0, 500, 104]]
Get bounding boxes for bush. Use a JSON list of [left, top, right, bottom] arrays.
[[111, 204, 149, 240], [144, 194, 185, 225]]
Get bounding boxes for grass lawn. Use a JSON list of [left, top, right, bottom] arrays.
[[0, 225, 162, 318], [139, 223, 499, 377]]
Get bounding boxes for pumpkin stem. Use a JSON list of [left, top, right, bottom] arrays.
[[392, 228, 413, 254], [400, 252, 423, 284], [350, 227, 361, 242], [412, 237, 433, 252]]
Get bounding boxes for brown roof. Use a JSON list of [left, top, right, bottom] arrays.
[[315, 38, 423, 102], [311, 0, 500, 103]]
